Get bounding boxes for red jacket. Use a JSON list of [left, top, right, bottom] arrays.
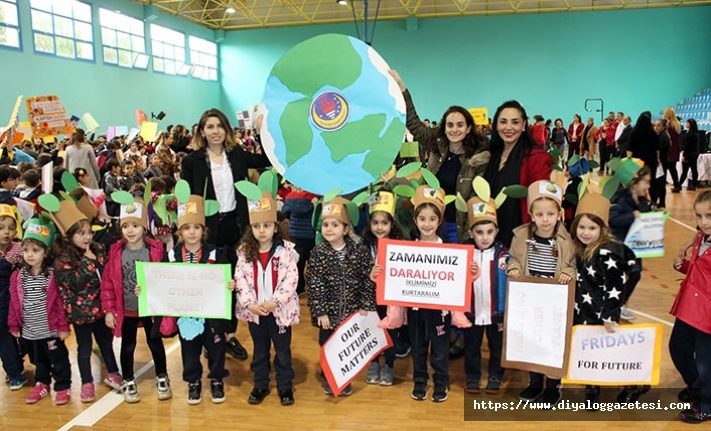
[[519, 146, 553, 224], [8, 269, 70, 335], [670, 232, 711, 334], [608, 121, 620, 147], [567, 123, 584, 143], [530, 124, 549, 147], [100, 238, 165, 337]]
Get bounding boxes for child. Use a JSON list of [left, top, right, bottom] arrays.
[[121, 159, 136, 191], [0, 166, 20, 205], [18, 169, 41, 201], [166, 190, 232, 405], [507, 180, 575, 405], [74, 168, 92, 187], [609, 162, 650, 322], [562, 155, 590, 230], [306, 196, 375, 397], [570, 192, 646, 409], [0, 204, 25, 391], [280, 183, 317, 295], [102, 159, 123, 217], [9, 217, 72, 405], [454, 196, 509, 395], [362, 191, 403, 386], [50, 197, 122, 403], [669, 190, 711, 423], [100, 194, 170, 403], [235, 190, 300, 406]]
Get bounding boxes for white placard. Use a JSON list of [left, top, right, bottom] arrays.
[[41, 161, 53, 194], [624, 211, 665, 258]]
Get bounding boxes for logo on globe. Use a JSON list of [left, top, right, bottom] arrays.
[[310, 92, 350, 131]]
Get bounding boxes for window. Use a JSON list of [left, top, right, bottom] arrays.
[[30, 0, 93, 60], [150, 23, 188, 76], [99, 9, 148, 69], [0, 0, 20, 49], [189, 35, 217, 81]]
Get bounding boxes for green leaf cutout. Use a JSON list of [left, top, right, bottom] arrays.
[[502, 185, 528, 199], [607, 158, 622, 172], [153, 196, 169, 225], [351, 191, 370, 207], [588, 160, 600, 169], [258, 171, 277, 195], [323, 188, 343, 203], [444, 195, 456, 206], [311, 202, 323, 230], [38, 194, 60, 212], [455, 192, 468, 213], [143, 178, 152, 207], [396, 162, 421, 178], [111, 191, 134, 205], [494, 191, 507, 209], [59, 191, 75, 203], [175, 180, 192, 203], [204, 200, 221, 217], [393, 185, 415, 198], [345, 202, 360, 227], [601, 176, 621, 200], [568, 154, 580, 167], [472, 176, 491, 202], [579, 173, 590, 200], [552, 164, 563, 171], [420, 169, 440, 190], [61, 171, 80, 192], [234, 180, 263, 201], [409, 179, 421, 189]]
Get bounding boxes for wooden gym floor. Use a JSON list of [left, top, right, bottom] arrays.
[[0, 173, 703, 430]]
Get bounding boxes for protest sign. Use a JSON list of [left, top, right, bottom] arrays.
[[563, 324, 663, 385], [41, 161, 53, 194], [25, 95, 73, 138], [468, 107, 489, 125], [137, 262, 232, 319], [320, 311, 393, 397], [624, 211, 665, 258], [502, 277, 575, 378], [376, 238, 473, 311]]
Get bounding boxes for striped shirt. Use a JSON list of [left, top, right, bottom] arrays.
[[526, 235, 558, 278], [20, 268, 55, 341]]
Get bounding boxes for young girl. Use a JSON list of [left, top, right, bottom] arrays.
[[362, 192, 403, 386], [609, 163, 651, 321], [51, 198, 122, 403], [507, 180, 575, 405], [0, 205, 24, 392], [166, 192, 232, 405], [670, 190, 711, 424], [570, 192, 646, 409], [9, 217, 72, 405], [306, 196, 375, 397], [100, 195, 170, 404], [235, 190, 299, 406]]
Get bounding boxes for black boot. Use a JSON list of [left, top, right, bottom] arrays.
[[519, 372, 544, 401], [585, 385, 600, 411], [538, 378, 562, 406], [617, 385, 650, 404]]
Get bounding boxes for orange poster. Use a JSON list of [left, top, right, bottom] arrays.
[[25, 95, 74, 138]]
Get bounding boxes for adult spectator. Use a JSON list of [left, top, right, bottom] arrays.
[[664, 108, 682, 193], [652, 118, 671, 209], [64, 128, 100, 188], [582, 117, 597, 160], [679, 119, 700, 191], [617, 116, 633, 156], [567, 114, 584, 159]]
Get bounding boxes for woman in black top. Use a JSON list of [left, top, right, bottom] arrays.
[[652, 118, 671, 209], [679, 119, 700, 191]]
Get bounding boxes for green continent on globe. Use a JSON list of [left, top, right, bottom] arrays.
[[321, 114, 406, 178], [280, 98, 313, 165], [272, 35, 362, 97]]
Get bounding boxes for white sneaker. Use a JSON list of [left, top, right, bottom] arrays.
[[620, 306, 635, 321]]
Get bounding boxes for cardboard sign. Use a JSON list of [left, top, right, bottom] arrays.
[[41, 161, 53, 194], [375, 238, 473, 312], [624, 211, 665, 258], [139, 121, 158, 142], [137, 262, 232, 319], [319, 311, 393, 397], [502, 277, 575, 378], [468, 107, 489, 126], [563, 324, 663, 386], [25, 95, 73, 138]]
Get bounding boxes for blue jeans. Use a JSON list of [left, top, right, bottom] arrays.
[[442, 221, 459, 244]]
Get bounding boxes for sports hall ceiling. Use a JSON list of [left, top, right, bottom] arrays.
[[133, 0, 710, 30]]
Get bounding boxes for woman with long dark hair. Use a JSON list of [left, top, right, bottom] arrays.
[[679, 119, 701, 191]]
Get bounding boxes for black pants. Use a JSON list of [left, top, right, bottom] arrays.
[[652, 164, 668, 208], [463, 315, 504, 381], [292, 237, 315, 295], [22, 337, 71, 391], [598, 143, 609, 172], [179, 322, 227, 382], [669, 161, 681, 189], [408, 308, 450, 386], [680, 156, 699, 188], [669, 318, 711, 412], [0, 329, 23, 380], [121, 316, 167, 380], [623, 269, 642, 305], [370, 306, 396, 368], [568, 140, 580, 160], [249, 314, 294, 391], [73, 319, 119, 384], [211, 211, 241, 335]]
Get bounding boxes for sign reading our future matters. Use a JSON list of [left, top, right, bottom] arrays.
[[136, 262, 232, 319], [376, 239, 473, 311]]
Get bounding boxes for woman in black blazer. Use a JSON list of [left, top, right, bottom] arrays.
[[181, 108, 271, 360]]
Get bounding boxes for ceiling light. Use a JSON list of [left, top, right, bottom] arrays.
[[337, 0, 347, 5], [226, 7, 236, 13]]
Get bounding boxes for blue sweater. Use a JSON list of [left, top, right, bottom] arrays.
[[282, 194, 316, 241]]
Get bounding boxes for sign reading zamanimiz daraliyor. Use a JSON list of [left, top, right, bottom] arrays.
[[375, 238, 473, 312]]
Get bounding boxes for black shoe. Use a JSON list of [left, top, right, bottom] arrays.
[[279, 388, 295, 406], [538, 380, 562, 407], [519, 384, 544, 401], [226, 338, 248, 361], [689, 186, 697, 191], [448, 344, 464, 360], [680, 408, 711, 423], [412, 382, 427, 401], [585, 386, 600, 411], [616, 385, 650, 404], [210, 380, 225, 404], [187, 381, 202, 405], [395, 343, 411, 359], [203, 347, 208, 358], [679, 387, 692, 402], [248, 388, 270, 405], [432, 382, 449, 403], [672, 187, 681, 193]]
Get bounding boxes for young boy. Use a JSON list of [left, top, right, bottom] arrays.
[[0, 205, 25, 390], [18, 169, 41, 201], [0, 166, 20, 206], [103, 159, 124, 217], [454, 196, 509, 395]]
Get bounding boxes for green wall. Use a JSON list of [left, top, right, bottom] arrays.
[[220, 6, 711, 123], [0, 0, 220, 132]]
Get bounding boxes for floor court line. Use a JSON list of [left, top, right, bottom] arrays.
[[58, 340, 181, 431]]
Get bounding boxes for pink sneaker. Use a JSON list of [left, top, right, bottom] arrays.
[[55, 388, 71, 405], [81, 382, 95, 402], [104, 372, 123, 390], [25, 382, 50, 404]]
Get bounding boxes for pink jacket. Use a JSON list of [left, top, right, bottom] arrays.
[[100, 238, 165, 337], [234, 240, 300, 327], [8, 269, 70, 335]]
